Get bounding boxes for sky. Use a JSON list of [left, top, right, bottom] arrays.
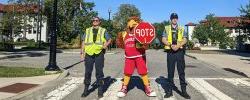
[[0, 0, 249, 25]]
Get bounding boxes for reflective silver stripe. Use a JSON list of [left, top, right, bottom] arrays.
[[95, 28, 105, 44], [84, 43, 93, 45], [99, 28, 104, 43], [95, 43, 103, 45], [86, 28, 91, 43]]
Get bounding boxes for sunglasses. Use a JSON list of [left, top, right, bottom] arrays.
[[93, 20, 100, 22]]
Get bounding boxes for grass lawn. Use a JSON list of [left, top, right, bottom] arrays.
[[0, 66, 61, 77]]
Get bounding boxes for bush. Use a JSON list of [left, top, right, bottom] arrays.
[[219, 42, 227, 49], [27, 39, 36, 47], [192, 47, 201, 50], [186, 40, 194, 50], [0, 42, 14, 51]]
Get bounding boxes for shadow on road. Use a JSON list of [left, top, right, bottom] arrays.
[[155, 76, 185, 98], [63, 61, 83, 70], [82, 76, 117, 96], [0, 52, 47, 60], [126, 76, 145, 93]]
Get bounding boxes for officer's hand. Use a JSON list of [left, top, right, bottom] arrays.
[[103, 44, 108, 49], [165, 42, 171, 46], [171, 45, 179, 51], [80, 52, 85, 62]]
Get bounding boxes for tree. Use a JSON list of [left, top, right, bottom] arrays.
[[44, 0, 97, 43], [113, 4, 141, 32], [152, 21, 170, 48], [153, 21, 170, 38], [239, 0, 250, 41], [193, 14, 230, 48], [193, 24, 209, 44]]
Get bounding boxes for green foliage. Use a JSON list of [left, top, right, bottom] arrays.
[[193, 24, 209, 44], [0, 66, 61, 77], [239, 0, 250, 18], [113, 4, 141, 32], [44, 0, 97, 43], [193, 13, 230, 47], [26, 39, 36, 47], [239, 0, 250, 43], [153, 21, 170, 38], [186, 40, 194, 50]]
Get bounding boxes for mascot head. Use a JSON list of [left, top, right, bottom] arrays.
[[127, 16, 141, 31]]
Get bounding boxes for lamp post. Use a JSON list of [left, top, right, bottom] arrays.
[[45, 0, 60, 71], [108, 8, 112, 50]]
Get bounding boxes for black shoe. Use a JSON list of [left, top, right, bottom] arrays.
[[164, 91, 173, 98], [182, 91, 191, 99], [81, 85, 89, 97]]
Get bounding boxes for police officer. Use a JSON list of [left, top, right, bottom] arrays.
[[161, 13, 190, 99], [81, 16, 112, 98]]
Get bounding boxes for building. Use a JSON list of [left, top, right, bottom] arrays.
[[0, 3, 48, 42], [187, 17, 250, 50], [185, 22, 197, 40]]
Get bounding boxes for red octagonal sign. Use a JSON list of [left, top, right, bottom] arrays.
[[134, 22, 156, 44]]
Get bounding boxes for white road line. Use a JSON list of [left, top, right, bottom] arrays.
[[99, 79, 122, 100], [150, 80, 161, 100], [187, 78, 233, 100], [224, 78, 250, 87], [44, 77, 83, 100]]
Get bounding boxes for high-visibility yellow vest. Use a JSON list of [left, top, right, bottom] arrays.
[[164, 25, 184, 50], [84, 27, 106, 55], [122, 31, 143, 48]]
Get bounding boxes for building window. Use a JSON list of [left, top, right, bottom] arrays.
[[235, 29, 239, 33], [33, 28, 37, 34], [243, 29, 247, 33], [28, 29, 32, 34], [229, 28, 233, 33]]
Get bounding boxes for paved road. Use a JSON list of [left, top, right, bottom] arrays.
[[1, 49, 250, 100]]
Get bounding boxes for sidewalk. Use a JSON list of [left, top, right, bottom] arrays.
[[187, 52, 250, 77], [0, 74, 60, 100]]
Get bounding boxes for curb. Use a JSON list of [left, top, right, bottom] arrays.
[[4, 69, 69, 100]]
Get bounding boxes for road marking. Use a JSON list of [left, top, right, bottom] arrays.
[[45, 77, 250, 100], [99, 79, 122, 100], [224, 78, 250, 87], [150, 80, 162, 100], [187, 78, 233, 100], [44, 77, 83, 100]]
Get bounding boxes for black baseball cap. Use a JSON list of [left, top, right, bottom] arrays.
[[170, 13, 178, 20]]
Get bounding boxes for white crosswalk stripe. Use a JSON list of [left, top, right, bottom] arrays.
[[45, 77, 250, 100], [44, 77, 84, 100], [99, 78, 122, 100], [187, 78, 233, 100], [224, 78, 250, 87]]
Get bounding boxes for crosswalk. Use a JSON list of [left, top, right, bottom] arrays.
[[44, 77, 250, 100]]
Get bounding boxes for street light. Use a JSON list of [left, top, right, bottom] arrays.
[[45, 0, 60, 71], [108, 8, 112, 50]]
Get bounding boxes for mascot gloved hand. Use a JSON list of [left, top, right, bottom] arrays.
[[116, 16, 156, 98]]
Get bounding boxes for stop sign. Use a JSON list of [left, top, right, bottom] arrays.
[[134, 22, 156, 44]]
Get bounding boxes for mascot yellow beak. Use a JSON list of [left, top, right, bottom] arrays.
[[127, 19, 139, 29]]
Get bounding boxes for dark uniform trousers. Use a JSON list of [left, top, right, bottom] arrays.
[[84, 50, 104, 86], [167, 49, 187, 90]]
